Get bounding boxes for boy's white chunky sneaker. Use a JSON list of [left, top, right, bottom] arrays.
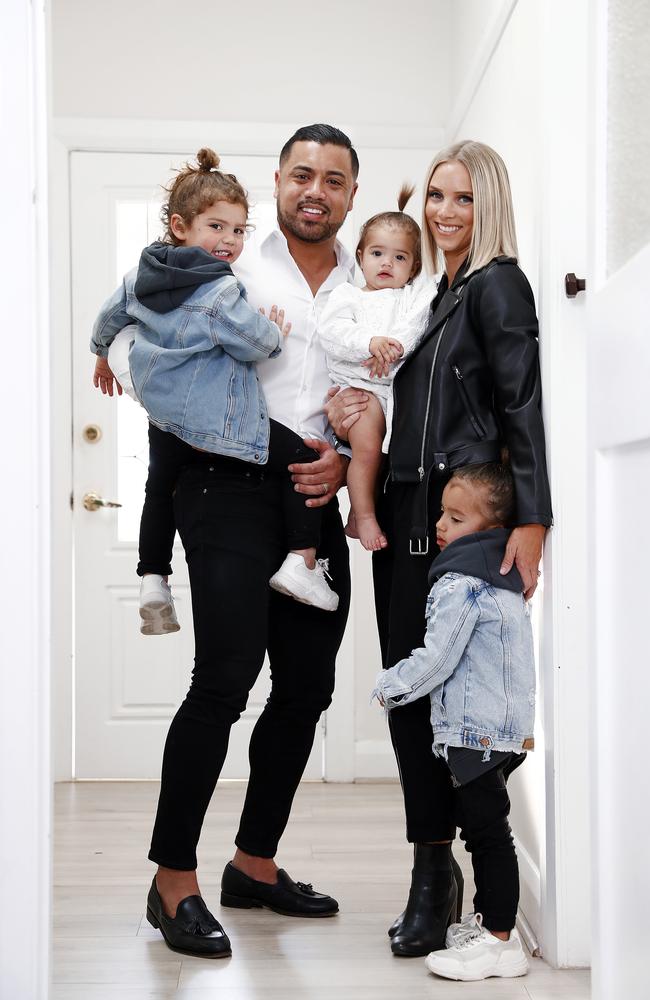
[[269, 554, 339, 612], [445, 910, 477, 947], [139, 575, 180, 635], [425, 913, 529, 982]]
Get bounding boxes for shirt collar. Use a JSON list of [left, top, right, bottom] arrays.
[[257, 218, 355, 279]]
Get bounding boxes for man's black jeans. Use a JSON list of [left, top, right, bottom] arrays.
[[148, 453, 350, 869], [137, 422, 323, 577]]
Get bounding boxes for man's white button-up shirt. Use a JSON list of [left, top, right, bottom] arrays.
[[233, 221, 356, 443]]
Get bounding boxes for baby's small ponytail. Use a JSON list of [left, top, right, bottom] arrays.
[[397, 183, 416, 213]]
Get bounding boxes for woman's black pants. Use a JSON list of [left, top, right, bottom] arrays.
[[148, 453, 350, 869], [373, 477, 456, 843]]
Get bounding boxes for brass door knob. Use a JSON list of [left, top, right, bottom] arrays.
[[83, 424, 102, 443], [82, 491, 122, 512]]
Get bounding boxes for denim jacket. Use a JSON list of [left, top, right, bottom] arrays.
[[90, 244, 281, 462], [374, 529, 535, 757]]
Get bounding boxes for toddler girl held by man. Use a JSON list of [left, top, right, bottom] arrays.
[[319, 187, 437, 550]]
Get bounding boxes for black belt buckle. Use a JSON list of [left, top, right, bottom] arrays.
[[410, 536, 429, 556]]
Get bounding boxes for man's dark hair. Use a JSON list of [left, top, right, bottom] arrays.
[[279, 124, 359, 179]]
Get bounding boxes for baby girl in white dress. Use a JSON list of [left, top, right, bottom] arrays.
[[319, 188, 437, 549]]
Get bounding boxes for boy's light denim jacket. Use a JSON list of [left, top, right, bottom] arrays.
[[90, 243, 281, 463], [373, 529, 536, 758]]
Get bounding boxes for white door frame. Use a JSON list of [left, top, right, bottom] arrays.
[[0, 1, 51, 997]]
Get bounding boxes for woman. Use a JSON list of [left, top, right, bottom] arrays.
[[327, 140, 552, 957]]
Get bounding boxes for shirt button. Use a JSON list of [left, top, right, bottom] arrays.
[[260, 413, 265, 419], [254, 454, 260, 461], [209, 466, 214, 472], [438, 462, 446, 471], [203, 488, 207, 494]]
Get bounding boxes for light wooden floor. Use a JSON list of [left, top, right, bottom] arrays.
[[53, 782, 590, 1000]]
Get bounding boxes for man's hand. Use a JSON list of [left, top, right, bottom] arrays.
[[500, 523, 547, 600], [324, 385, 369, 440], [289, 439, 349, 508], [364, 336, 404, 378], [93, 355, 122, 397]]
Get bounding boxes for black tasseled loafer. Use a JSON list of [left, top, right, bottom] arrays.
[[146, 878, 231, 958], [220, 862, 339, 917]]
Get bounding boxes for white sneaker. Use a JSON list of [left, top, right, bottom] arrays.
[[139, 575, 180, 635], [269, 554, 339, 612], [446, 910, 477, 947], [425, 913, 529, 982]]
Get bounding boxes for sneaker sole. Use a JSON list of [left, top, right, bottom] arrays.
[[269, 573, 338, 612], [140, 604, 180, 635], [425, 954, 529, 981]]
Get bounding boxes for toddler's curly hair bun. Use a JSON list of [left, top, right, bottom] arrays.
[[160, 146, 248, 244], [196, 148, 221, 172]]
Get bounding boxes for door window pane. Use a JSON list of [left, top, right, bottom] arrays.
[[607, 0, 650, 275]]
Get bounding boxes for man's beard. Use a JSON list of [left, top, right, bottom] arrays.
[[276, 203, 342, 244]]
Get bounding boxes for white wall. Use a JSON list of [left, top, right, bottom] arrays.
[[447, 0, 591, 967], [0, 1, 51, 997], [52, 0, 451, 132]]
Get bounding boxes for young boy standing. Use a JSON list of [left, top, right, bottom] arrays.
[[374, 463, 536, 982]]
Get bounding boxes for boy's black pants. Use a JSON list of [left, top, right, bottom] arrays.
[[454, 761, 520, 931]]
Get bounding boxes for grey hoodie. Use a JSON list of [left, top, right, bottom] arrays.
[[428, 527, 524, 594], [134, 241, 234, 314]]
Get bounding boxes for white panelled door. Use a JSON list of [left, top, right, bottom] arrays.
[[587, 3, 650, 996], [70, 151, 353, 779]]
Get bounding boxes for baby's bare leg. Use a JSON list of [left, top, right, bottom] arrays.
[[347, 393, 388, 551]]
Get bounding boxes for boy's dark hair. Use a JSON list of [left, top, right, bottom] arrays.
[[279, 124, 359, 179], [356, 184, 422, 280], [451, 462, 515, 526]]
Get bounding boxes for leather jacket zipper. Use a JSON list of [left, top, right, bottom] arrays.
[[418, 316, 451, 480], [451, 363, 486, 440]]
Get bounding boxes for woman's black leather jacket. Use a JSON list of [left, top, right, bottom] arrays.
[[389, 257, 552, 551]]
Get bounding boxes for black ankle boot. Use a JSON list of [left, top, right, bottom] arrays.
[[387, 850, 464, 938], [389, 844, 461, 957]]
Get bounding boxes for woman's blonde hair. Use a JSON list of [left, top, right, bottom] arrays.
[[421, 140, 518, 277]]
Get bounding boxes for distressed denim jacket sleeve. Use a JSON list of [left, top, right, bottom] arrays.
[[90, 278, 131, 358], [211, 282, 281, 362], [373, 575, 480, 710]]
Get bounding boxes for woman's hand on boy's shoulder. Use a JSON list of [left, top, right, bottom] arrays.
[[500, 523, 547, 600]]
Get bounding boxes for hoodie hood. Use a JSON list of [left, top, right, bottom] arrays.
[[428, 528, 524, 593], [134, 241, 234, 313]]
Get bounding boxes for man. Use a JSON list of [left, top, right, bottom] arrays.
[[146, 125, 359, 958]]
